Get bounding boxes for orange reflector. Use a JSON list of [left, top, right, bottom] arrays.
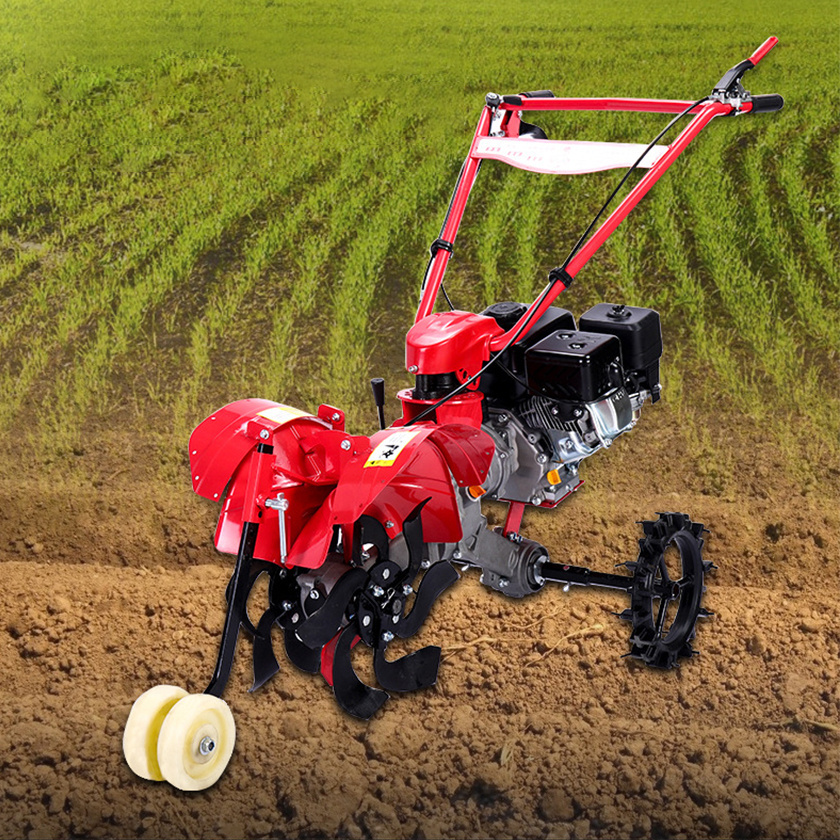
[[547, 469, 562, 485], [468, 485, 487, 499]]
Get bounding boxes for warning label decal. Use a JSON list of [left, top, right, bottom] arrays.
[[364, 430, 420, 468], [257, 404, 309, 425]]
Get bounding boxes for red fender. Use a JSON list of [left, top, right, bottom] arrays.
[[332, 427, 437, 523], [192, 400, 496, 568], [214, 463, 334, 565], [192, 399, 364, 567], [427, 424, 495, 488], [330, 424, 496, 543], [283, 489, 338, 569], [189, 399, 324, 501]]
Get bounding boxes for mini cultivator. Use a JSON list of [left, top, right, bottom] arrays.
[[124, 40, 783, 790]]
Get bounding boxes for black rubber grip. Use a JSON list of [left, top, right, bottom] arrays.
[[502, 95, 522, 106], [748, 93, 784, 114], [520, 90, 555, 98]]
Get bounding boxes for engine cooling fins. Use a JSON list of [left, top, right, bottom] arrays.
[[617, 512, 714, 669], [293, 498, 459, 719]]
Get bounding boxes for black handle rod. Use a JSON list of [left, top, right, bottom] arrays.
[[370, 378, 386, 430]]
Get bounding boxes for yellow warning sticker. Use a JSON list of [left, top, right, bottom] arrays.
[[364, 430, 420, 468], [257, 404, 309, 425]]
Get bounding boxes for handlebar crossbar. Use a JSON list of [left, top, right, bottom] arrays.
[[415, 38, 784, 331]]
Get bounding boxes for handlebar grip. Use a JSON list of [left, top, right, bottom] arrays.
[[748, 93, 784, 114]]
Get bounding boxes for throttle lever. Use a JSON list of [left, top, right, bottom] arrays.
[[712, 59, 754, 97], [712, 35, 779, 97]]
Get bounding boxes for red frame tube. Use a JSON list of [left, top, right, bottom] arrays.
[[415, 107, 492, 323], [414, 39, 778, 341], [749, 36, 778, 66], [496, 97, 706, 113]]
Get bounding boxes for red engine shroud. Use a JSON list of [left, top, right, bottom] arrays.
[[405, 311, 502, 381]]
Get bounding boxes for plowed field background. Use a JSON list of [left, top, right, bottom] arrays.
[[0, 0, 837, 838]]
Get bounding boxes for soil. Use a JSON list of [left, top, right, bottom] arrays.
[[0, 403, 837, 840]]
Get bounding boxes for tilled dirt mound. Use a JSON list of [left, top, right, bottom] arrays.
[[0, 412, 838, 840]]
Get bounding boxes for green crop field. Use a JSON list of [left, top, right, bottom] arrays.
[[0, 0, 837, 478]]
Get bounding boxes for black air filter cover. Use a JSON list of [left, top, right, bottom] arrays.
[[479, 304, 578, 409], [524, 330, 622, 403], [510, 305, 577, 376], [519, 305, 577, 346]]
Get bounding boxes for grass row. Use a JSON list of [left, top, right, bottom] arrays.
[[0, 37, 835, 473]]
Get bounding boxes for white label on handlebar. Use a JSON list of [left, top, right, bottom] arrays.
[[474, 137, 668, 175]]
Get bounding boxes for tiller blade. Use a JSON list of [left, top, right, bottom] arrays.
[[293, 498, 458, 719], [396, 560, 459, 639], [295, 567, 368, 650], [332, 625, 389, 719], [373, 644, 442, 693]]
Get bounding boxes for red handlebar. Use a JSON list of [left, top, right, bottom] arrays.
[[749, 36, 778, 66]]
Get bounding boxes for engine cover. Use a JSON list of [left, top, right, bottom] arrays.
[[523, 330, 623, 402], [405, 311, 503, 381]]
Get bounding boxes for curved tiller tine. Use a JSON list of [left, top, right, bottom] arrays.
[[401, 497, 432, 583], [397, 561, 460, 639], [250, 603, 284, 691], [354, 515, 390, 564], [295, 567, 368, 649], [283, 626, 323, 673], [332, 625, 389, 719], [373, 643, 441, 693]]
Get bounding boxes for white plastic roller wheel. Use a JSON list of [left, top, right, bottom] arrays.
[[123, 685, 188, 781], [156, 693, 236, 791]]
